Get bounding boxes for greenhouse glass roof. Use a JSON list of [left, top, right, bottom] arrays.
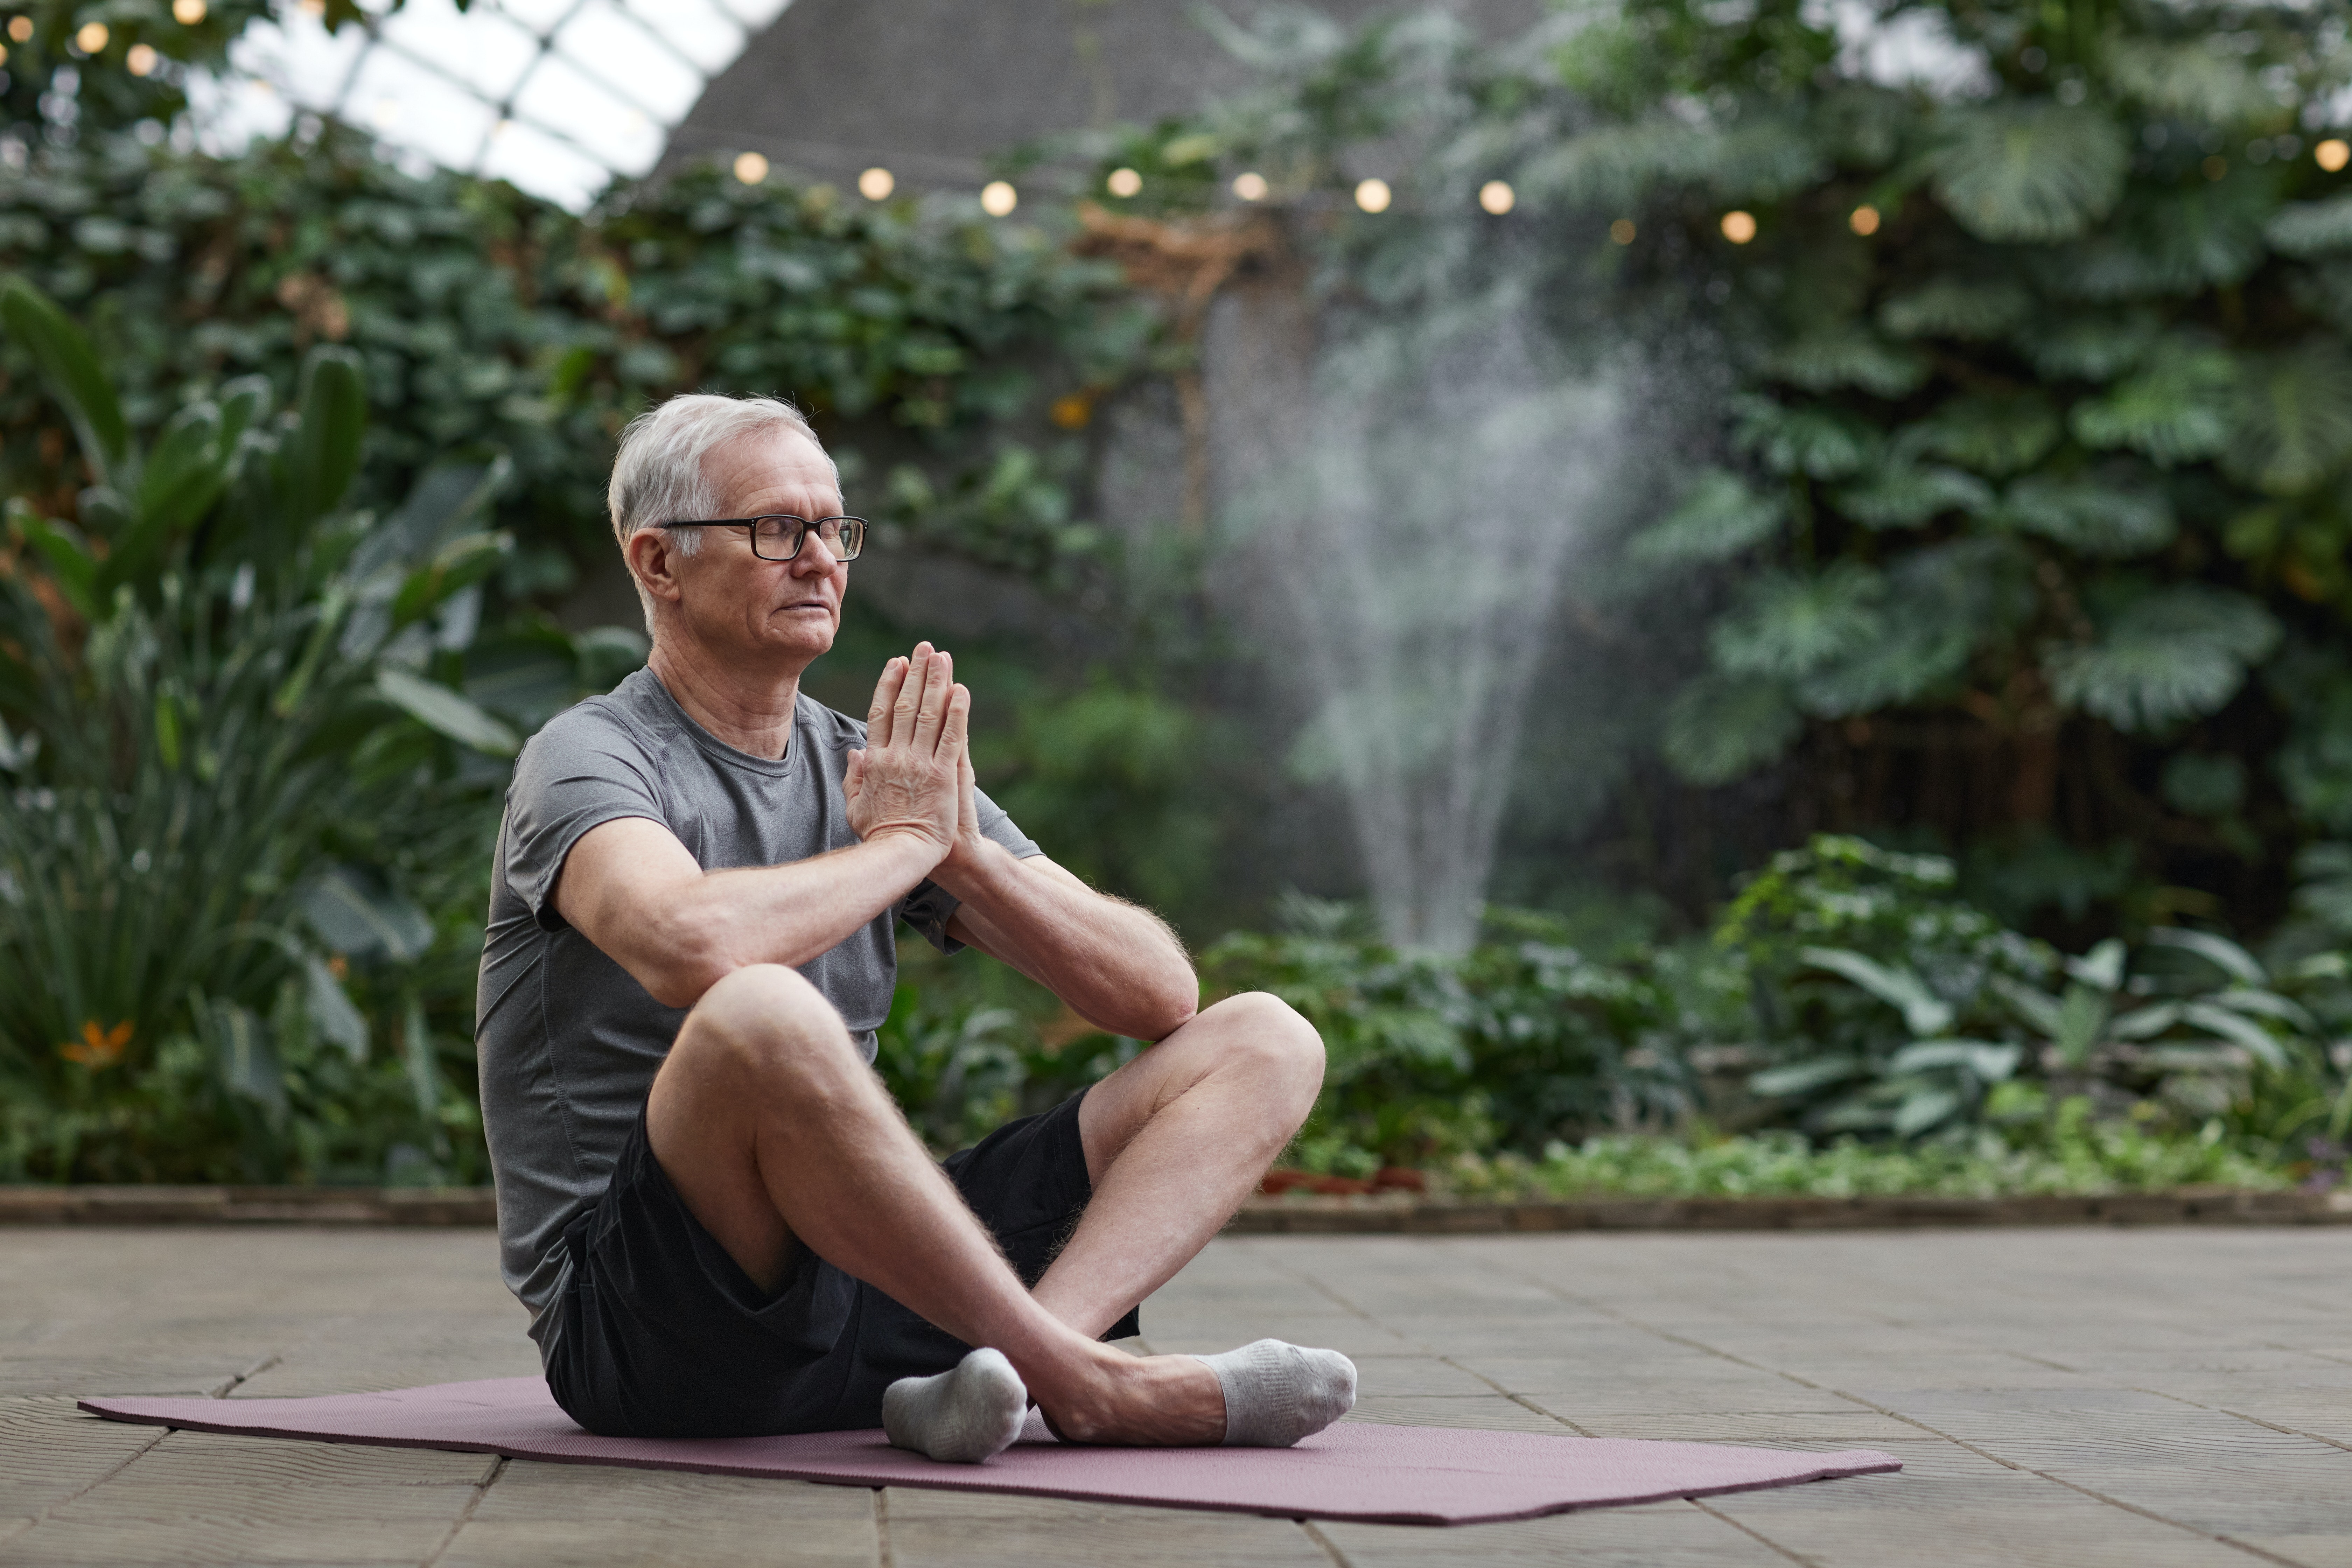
[[192, 0, 790, 209]]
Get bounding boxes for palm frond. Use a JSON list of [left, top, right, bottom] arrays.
[[1832, 462, 1995, 529], [2101, 38, 2278, 125], [2015, 311, 2161, 380], [2265, 194, 2352, 258], [1734, 396, 1879, 479]]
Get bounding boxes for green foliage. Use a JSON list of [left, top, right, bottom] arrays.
[[1115, 0, 2352, 936], [0, 281, 623, 1181]]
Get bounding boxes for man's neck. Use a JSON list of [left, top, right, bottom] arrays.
[[647, 639, 802, 761]]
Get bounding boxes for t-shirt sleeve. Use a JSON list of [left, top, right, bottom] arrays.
[[502, 711, 667, 932], [896, 784, 1042, 954]]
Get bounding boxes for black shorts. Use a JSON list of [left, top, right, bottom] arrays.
[[541, 1088, 1139, 1439]]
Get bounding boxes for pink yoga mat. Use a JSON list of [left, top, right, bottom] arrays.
[[81, 1378, 1900, 1526]]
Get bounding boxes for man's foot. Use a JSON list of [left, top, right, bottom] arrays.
[[1196, 1339, 1357, 1447], [882, 1347, 1029, 1463]]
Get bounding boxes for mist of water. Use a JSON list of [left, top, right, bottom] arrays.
[[1222, 300, 1624, 952]]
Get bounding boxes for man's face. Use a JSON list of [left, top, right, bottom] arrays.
[[663, 427, 848, 670]]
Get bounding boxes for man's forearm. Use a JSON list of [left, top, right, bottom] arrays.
[[937, 842, 1198, 1041], [641, 832, 943, 1004]]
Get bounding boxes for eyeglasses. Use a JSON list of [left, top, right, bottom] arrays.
[[658, 515, 867, 562]]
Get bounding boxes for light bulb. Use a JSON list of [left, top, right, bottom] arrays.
[[1232, 171, 1268, 202], [1354, 177, 1392, 213], [1106, 167, 1141, 198], [858, 167, 894, 201], [980, 180, 1017, 216], [1721, 210, 1757, 244], [733, 151, 769, 185], [1478, 180, 1514, 215]]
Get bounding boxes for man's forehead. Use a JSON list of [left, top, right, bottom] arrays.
[[714, 427, 841, 511]]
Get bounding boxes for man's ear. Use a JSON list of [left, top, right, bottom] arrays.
[[625, 527, 686, 609]]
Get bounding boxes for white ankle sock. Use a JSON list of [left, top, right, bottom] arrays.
[[1195, 1339, 1357, 1447], [881, 1347, 1029, 1463]]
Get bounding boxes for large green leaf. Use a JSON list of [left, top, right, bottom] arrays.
[[0, 275, 131, 494], [2070, 341, 2239, 464], [2044, 586, 2280, 730], [1625, 471, 1784, 567], [1734, 397, 1878, 479], [2226, 346, 2352, 496], [1832, 462, 1993, 529], [1800, 945, 1954, 1035], [2017, 312, 2160, 380], [2102, 38, 2278, 124], [376, 667, 520, 756], [2266, 195, 2352, 258], [1930, 105, 2128, 244], [302, 955, 370, 1062], [1878, 279, 2032, 341], [1661, 674, 1801, 785], [283, 347, 368, 525], [9, 511, 99, 620], [1909, 393, 2061, 477], [1712, 564, 1887, 681], [1995, 475, 2176, 558], [301, 866, 434, 962], [1765, 329, 1929, 397]]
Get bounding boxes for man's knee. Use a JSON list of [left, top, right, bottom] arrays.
[[668, 964, 862, 1103], [1200, 991, 1325, 1100]]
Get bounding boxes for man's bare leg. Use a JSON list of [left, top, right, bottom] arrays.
[[1029, 992, 1325, 1338], [645, 963, 1223, 1444]]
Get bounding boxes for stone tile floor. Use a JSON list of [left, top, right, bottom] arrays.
[[2, 1225, 2348, 1565]]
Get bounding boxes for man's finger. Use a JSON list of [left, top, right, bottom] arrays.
[[893, 644, 936, 741], [913, 650, 954, 753], [939, 682, 971, 759], [844, 747, 866, 798], [866, 659, 907, 748]]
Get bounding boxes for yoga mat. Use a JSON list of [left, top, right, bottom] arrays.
[[81, 1378, 1900, 1526]]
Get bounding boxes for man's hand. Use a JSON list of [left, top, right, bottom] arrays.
[[846, 642, 968, 859]]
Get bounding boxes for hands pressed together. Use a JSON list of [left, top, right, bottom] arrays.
[[843, 642, 988, 872]]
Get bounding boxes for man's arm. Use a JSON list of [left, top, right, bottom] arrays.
[[555, 651, 969, 1009], [933, 751, 1199, 1043]]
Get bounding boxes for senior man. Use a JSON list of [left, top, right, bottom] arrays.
[[476, 393, 1352, 1463]]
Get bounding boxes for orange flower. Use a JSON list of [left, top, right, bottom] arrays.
[[58, 1018, 132, 1068]]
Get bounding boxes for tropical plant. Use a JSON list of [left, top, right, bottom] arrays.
[[1100, 0, 2352, 935], [0, 277, 612, 1181]]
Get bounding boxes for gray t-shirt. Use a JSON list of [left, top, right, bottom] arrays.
[[475, 666, 1039, 1335]]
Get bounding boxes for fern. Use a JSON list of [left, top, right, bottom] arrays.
[[1795, 540, 2023, 715], [1878, 279, 2032, 341], [2225, 345, 2352, 496], [1662, 673, 1802, 785], [2045, 586, 2281, 731], [1712, 563, 1888, 681], [1930, 104, 2128, 244], [1996, 474, 2176, 557], [1626, 470, 1784, 567], [2070, 339, 2239, 464]]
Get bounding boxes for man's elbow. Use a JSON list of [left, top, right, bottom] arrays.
[[1136, 973, 1200, 1042], [634, 914, 740, 1010]]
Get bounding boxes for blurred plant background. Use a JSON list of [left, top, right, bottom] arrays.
[[6, 0, 2352, 1195]]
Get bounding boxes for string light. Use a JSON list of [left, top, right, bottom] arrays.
[[732, 151, 768, 184], [858, 167, 894, 200], [75, 21, 107, 52], [1106, 167, 1141, 198], [980, 180, 1017, 216], [1354, 177, 1392, 213], [2319, 139, 2350, 173], [5, 18, 27, 43], [1721, 209, 1757, 243], [1478, 180, 1514, 215], [172, 0, 206, 21], [1609, 218, 1636, 244], [127, 42, 157, 75], [1232, 171, 1268, 202], [1850, 204, 1881, 235]]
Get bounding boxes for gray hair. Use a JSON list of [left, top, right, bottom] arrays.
[[607, 393, 839, 632]]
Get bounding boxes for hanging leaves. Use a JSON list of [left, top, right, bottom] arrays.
[[1929, 105, 2129, 244]]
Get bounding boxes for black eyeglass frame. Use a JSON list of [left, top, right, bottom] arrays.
[[658, 515, 868, 563]]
